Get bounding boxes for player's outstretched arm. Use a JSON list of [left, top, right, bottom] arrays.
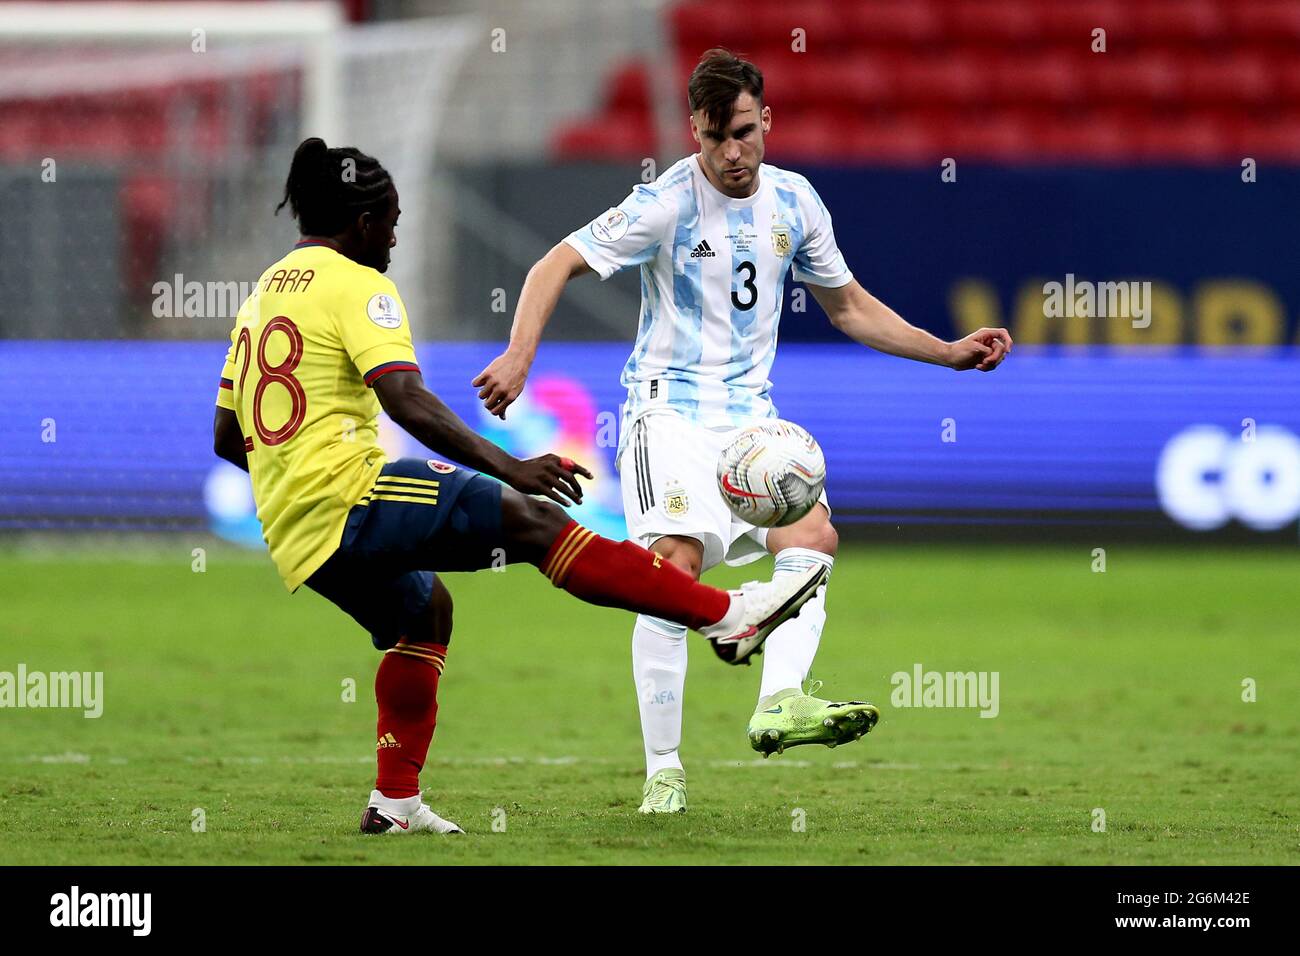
[[472, 242, 593, 420], [810, 279, 1012, 372], [374, 369, 593, 507], [213, 407, 249, 472]]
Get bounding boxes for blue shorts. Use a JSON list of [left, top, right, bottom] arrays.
[[304, 457, 507, 650]]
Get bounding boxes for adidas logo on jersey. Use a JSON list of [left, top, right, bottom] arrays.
[[689, 240, 716, 258]]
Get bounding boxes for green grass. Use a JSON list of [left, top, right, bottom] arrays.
[[1, 541, 1297, 865]]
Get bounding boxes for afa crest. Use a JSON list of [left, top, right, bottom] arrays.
[[664, 488, 689, 516], [771, 224, 792, 257]]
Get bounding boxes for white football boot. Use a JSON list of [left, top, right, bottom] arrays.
[[359, 789, 464, 835], [699, 565, 829, 665]]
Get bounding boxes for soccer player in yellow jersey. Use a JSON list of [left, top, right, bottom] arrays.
[[212, 138, 828, 834]]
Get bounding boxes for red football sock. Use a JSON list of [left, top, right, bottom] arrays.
[[539, 521, 730, 631], [374, 640, 446, 799]]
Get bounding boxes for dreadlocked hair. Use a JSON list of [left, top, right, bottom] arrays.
[[274, 137, 393, 236]]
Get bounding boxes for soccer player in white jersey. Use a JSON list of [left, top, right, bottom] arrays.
[[474, 49, 1012, 813]]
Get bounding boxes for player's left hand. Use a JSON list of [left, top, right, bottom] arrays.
[[948, 328, 1013, 372], [472, 350, 532, 419]]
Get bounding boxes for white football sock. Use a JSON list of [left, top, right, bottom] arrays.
[[758, 548, 833, 700], [632, 614, 688, 778], [369, 788, 421, 812]]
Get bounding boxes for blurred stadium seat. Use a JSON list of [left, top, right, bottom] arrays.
[[553, 0, 1300, 165]]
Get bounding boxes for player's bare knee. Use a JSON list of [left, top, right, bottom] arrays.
[[527, 498, 570, 547], [500, 488, 570, 563], [811, 519, 838, 557], [650, 536, 704, 579], [794, 519, 837, 557], [770, 508, 837, 557]]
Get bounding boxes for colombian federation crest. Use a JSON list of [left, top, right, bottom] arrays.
[[771, 222, 792, 257], [426, 459, 456, 474]]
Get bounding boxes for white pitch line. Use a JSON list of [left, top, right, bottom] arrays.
[[23, 752, 91, 764]]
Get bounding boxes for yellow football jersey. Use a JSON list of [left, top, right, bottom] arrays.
[[215, 241, 419, 591]]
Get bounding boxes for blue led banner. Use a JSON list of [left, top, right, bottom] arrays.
[[1, 342, 1297, 541], [767, 166, 1300, 348]]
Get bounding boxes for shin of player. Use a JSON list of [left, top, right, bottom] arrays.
[[628, 537, 701, 788], [757, 515, 837, 700], [522, 507, 827, 671], [373, 580, 452, 800], [633, 614, 688, 778]]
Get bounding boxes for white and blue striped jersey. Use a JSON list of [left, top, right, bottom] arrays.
[[564, 156, 852, 457]]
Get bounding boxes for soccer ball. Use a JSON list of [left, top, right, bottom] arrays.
[[716, 420, 826, 528]]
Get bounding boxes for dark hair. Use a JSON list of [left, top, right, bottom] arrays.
[[275, 137, 393, 236], [687, 48, 764, 133]]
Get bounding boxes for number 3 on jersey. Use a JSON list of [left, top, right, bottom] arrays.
[[731, 260, 757, 311], [234, 315, 307, 447]]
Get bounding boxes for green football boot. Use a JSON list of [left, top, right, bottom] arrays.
[[747, 683, 880, 758], [638, 768, 687, 814]]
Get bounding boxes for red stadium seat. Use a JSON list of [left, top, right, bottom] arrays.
[[751, 1, 844, 53], [761, 58, 823, 109], [896, 53, 992, 106], [848, 117, 942, 163], [1185, 55, 1276, 107], [764, 112, 839, 162], [1037, 0, 1135, 45], [992, 53, 1087, 107], [669, 3, 755, 51], [551, 112, 655, 161], [1132, 0, 1225, 44], [782, 56, 897, 110], [1235, 114, 1300, 161], [1275, 57, 1300, 101], [948, 1, 1045, 45], [768, 110, 943, 164], [1087, 52, 1186, 106], [1030, 110, 1136, 163], [841, 1, 945, 47], [1133, 114, 1232, 162], [1229, 0, 1300, 43], [606, 61, 651, 113], [943, 112, 1037, 161]]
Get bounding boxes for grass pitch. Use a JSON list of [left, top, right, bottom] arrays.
[[0, 541, 1296, 865]]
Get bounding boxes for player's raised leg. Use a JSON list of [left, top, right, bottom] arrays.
[[746, 503, 879, 757], [630, 535, 701, 813], [494, 490, 824, 663]]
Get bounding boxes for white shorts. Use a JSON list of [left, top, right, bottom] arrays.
[[617, 410, 830, 572]]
